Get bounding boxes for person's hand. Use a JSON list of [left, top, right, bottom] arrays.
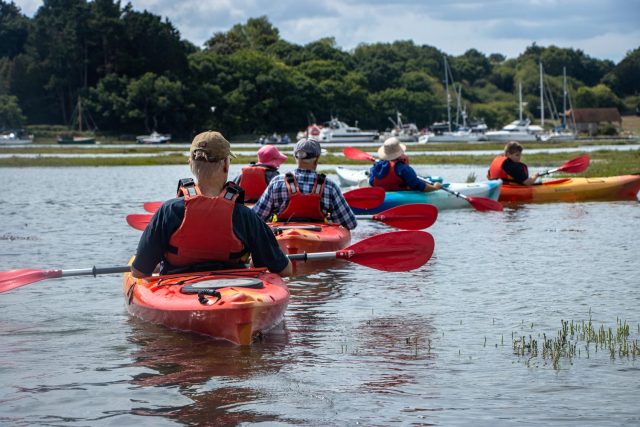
[[431, 182, 443, 190]]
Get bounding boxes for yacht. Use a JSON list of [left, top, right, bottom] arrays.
[[136, 131, 171, 144], [0, 129, 33, 145], [317, 118, 379, 143], [484, 119, 543, 142], [380, 111, 420, 142]]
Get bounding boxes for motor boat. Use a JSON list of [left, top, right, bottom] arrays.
[[317, 118, 378, 143], [484, 119, 543, 142], [136, 131, 171, 144]]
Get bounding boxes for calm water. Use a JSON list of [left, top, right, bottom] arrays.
[[1, 164, 639, 426]]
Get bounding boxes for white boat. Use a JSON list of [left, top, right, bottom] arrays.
[[335, 166, 370, 187], [136, 131, 171, 144], [380, 111, 420, 142], [484, 119, 543, 142], [419, 126, 488, 143], [537, 66, 577, 142], [317, 118, 378, 143], [0, 130, 33, 145]]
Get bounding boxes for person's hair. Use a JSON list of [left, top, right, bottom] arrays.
[[297, 157, 317, 165], [190, 155, 225, 181], [504, 141, 523, 155]]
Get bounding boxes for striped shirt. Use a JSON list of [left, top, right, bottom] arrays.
[[252, 168, 357, 230]]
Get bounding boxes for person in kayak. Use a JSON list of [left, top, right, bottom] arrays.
[[252, 138, 357, 229], [369, 137, 442, 192], [233, 145, 287, 203], [131, 131, 293, 278], [487, 141, 540, 185]]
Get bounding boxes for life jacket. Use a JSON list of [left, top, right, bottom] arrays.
[[165, 180, 247, 268], [372, 160, 408, 191], [238, 163, 272, 202], [487, 155, 528, 184], [277, 172, 326, 222]]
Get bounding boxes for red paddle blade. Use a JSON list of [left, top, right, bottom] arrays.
[[343, 146, 375, 162], [127, 214, 153, 231], [143, 201, 162, 213], [344, 187, 385, 209], [337, 230, 434, 272], [372, 204, 438, 230], [558, 154, 590, 173], [466, 196, 503, 212], [0, 269, 62, 293]]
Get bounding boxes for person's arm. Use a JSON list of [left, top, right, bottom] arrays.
[[503, 160, 536, 185], [395, 162, 427, 191], [326, 181, 357, 230]]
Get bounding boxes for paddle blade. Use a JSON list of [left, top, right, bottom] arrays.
[[558, 154, 590, 173], [337, 230, 434, 272], [0, 269, 62, 293], [372, 204, 438, 230], [127, 214, 153, 231], [344, 187, 385, 209], [143, 201, 162, 213], [466, 196, 504, 212], [343, 146, 375, 162]]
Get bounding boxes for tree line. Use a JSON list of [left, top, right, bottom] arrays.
[[1, 0, 638, 137]]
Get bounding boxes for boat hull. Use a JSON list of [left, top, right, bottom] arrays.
[[499, 175, 640, 204], [122, 268, 289, 345], [272, 222, 351, 274], [352, 180, 502, 214]]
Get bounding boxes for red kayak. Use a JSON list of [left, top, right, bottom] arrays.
[[271, 222, 351, 274], [122, 266, 289, 345]]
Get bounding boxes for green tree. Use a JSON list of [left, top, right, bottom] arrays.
[[0, 94, 26, 128], [0, 1, 29, 58], [602, 47, 640, 96], [574, 84, 624, 109]]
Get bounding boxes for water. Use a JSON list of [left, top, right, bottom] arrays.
[[1, 165, 639, 426]]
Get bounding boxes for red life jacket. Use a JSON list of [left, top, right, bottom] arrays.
[[165, 182, 247, 267], [238, 164, 271, 202], [487, 155, 528, 183], [277, 172, 326, 222], [372, 160, 408, 191]]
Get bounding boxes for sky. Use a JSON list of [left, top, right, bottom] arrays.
[[13, 0, 640, 63]]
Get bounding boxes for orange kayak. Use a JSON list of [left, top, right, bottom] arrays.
[[271, 222, 351, 273], [499, 175, 640, 204], [122, 267, 289, 345]]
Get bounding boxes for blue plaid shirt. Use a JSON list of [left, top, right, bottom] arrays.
[[252, 168, 357, 230]]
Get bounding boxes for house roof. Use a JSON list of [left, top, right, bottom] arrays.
[[569, 108, 621, 123]]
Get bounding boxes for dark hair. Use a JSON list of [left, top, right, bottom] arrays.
[[504, 141, 523, 155]]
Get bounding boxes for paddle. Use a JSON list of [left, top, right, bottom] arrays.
[[127, 203, 437, 232], [538, 154, 590, 177], [343, 146, 503, 212], [142, 186, 385, 214], [0, 231, 434, 293]]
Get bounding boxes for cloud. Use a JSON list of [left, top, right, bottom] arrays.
[[12, 0, 640, 62]]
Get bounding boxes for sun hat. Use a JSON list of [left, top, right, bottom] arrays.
[[257, 144, 287, 168], [294, 138, 322, 159], [377, 137, 407, 160], [190, 131, 236, 162]]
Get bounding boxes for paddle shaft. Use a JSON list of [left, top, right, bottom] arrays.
[[56, 266, 131, 278]]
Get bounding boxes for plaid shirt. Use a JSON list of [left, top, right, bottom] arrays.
[[252, 168, 357, 230]]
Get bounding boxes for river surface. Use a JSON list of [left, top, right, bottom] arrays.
[[1, 164, 639, 426]]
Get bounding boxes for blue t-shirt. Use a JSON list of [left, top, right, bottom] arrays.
[[368, 160, 426, 191], [132, 197, 290, 275]]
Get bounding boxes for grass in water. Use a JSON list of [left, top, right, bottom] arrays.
[[513, 317, 640, 370]]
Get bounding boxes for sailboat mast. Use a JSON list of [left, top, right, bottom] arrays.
[[539, 62, 544, 127], [562, 67, 567, 129], [444, 56, 451, 132], [77, 96, 83, 132], [518, 82, 523, 121]]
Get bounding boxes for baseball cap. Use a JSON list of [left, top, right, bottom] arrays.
[[190, 131, 236, 162], [294, 138, 321, 159]]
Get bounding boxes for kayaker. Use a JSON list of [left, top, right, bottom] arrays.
[[252, 138, 357, 229], [369, 137, 442, 192], [487, 141, 540, 185], [131, 131, 293, 278], [233, 145, 287, 203]]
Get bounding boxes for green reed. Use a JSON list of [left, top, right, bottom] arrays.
[[512, 317, 640, 370]]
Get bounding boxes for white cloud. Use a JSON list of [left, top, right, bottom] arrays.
[[13, 0, 640, 62]]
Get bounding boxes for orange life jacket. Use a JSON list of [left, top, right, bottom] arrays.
[[238, 164, 271, 202], [277, 172, 326, 222], [165, 182, 247, 267], [487, 155, 528, 183], [372, 160, 408, 191]]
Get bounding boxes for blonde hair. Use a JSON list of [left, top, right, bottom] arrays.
[[189, 156, 225, 182]]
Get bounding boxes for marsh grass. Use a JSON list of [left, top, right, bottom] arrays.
[[513, 317, 640, 370]]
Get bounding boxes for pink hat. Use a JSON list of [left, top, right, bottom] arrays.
[[257, 144, 287, 168]]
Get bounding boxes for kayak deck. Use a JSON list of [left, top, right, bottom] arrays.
[[500, 175, 640, 203], [122, 268, 289, 345]]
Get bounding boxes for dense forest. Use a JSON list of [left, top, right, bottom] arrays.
[[1, 0, 639, 137]]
